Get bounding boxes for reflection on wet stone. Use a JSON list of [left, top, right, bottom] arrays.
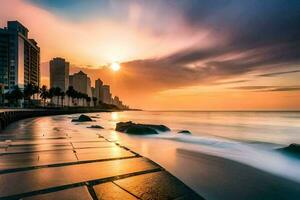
[[0, 158, 158, 198], [0, 114, 203, 199], [94, 182, 138, 200], [114, 171, 204, 200], [23, 186, 93, 200]]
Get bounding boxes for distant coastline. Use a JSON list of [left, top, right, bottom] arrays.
[[145, 110, 300, 112]]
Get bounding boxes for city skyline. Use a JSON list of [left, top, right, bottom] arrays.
[[0, 19, 128, 109], [1, 0, 300, 110], [51, 57, 127, 108]]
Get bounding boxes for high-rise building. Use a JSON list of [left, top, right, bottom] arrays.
[[94, 78, 103, 104], [113, 96, 122, 108], [91, 87, 95, 97], [87, 77, 92, 97], [0, 21, 40, 90], [102, 85, 112, 104], [50, 57, 69, 91], [69, 71, 92, 96]]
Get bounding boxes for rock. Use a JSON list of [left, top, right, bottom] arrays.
[[72, 114, 93, 122], [115, 121, 170, 135], [87, 125, 104, 129], [178, 130, 192, 134], [116, 121, 133, 132], [90, 116, 100, 119], [126, 125, 158, 135], [279, 143, 300, 158], [143, 124, 170, 132]]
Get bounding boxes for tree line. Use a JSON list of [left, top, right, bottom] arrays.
[[4, 84, 98, 108]]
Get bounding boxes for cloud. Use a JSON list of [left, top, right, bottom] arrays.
[[258, 70, 300, 77], [230, 85, 300, 92], [119, 40, 300, 91], [4, 0, 300, 109], [213, 80, 250, 85]]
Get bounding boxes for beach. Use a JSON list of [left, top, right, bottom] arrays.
[[1, 111, 300, 199]]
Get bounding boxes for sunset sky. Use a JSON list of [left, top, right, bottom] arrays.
[[1, 0, 300, 110]]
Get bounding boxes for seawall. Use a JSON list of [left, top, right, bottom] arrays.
[[0, 108, 113, 130]]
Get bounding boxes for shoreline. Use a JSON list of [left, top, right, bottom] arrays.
[[175, 149, 300, 200], [0, 108, 119, 130]]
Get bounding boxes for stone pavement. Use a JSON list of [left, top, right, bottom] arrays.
[[0, 129, 203, 199]]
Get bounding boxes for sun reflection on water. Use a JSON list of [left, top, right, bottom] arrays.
[[111, 112, 119, 121]]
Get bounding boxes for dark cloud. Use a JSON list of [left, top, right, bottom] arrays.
[[230, 86, 276, 90], [230, 85, 300, 92], [179, 0, 300, 46], [213, 80, 250, 85], [258, 70, 300, 77], [121, 40, 300, 90], [267, 87, 300, 92]]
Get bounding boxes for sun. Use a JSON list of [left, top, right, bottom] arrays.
[[111, 62, 121, 71]]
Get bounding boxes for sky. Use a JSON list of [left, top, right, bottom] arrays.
[[1, 0, 300, 110]]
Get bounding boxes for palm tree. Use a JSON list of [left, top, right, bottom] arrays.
[[86, 96, 91, 107], [24, 83, 34, 106], [33, 84, 39, 100], [66, 86, 75, 107], [73, 90, 79, 106], [40, 85, 49, 107], [60, 91, 65, 107], [79, 92, 84, 106], [48, 87, 55, 106], [53, 87, 61, 107], [4, 90, 12, 106], [10, 85, 23, 107], [83, 93, 88, 107], [92, 97, 97, 107]]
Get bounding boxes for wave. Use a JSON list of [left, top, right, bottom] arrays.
[[148, 131, 300, 183]]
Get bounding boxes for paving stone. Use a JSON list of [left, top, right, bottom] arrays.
[[37, 150, 77, 163], [0, 153, 39, 170], [75, 147, 135, 161], [94, 182, 137, 200], [1, 136, 70, 140], [72, 141, 116, 149], [0, 157, 159, 198], [69, 139, 106, 143], [6, 145, 73, 153], [0, 147, 135, 171], [0, 148, 5, 154], [114, 171, 203, 200], [0, 150, 77, 171], [23, 186, 93, 200], [9, 138, 106, 146]]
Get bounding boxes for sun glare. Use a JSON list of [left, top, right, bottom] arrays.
[[111, 62, 121, 71]]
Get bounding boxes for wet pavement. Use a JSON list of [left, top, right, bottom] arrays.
[[0, 116, 203, 200]]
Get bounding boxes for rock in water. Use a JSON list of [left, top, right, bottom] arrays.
[[143, 124, 170, 132], [115, 121, 170, 135], [126, 125, 158, 135], [87, 125, 104, 129], [279, 143, 300, 156], [116, 121, 133, 132], [72, 114, 93, 122], [178, 130, 192, 134]]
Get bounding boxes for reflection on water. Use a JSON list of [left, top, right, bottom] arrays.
[[111, 112, 119, 121]]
